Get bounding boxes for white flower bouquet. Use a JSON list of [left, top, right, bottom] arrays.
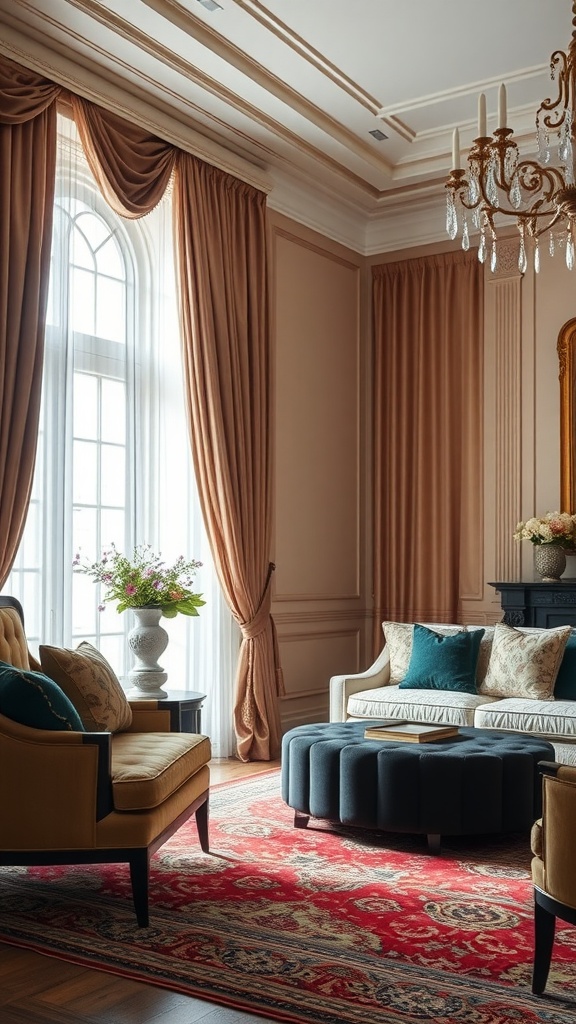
[[513, 511, 576, 548]]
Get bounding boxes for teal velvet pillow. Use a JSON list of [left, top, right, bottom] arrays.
[[398, 625, 485, 694], [554, 633, 576, 699], [0, 661, 85, 731]]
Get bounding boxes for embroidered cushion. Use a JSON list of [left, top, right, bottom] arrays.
[[398, 624, 485, 693], [471, 625, 495, 687], [480, 622, 571, 700], [39, 642, 132, 732], [0, 662, 85, 731]]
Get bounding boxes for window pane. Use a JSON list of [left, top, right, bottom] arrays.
[[97, 277, 125, 343], [101, 445, 125, 507], [71, 225, 95, 271], [76, 211, 112, 253], [98, 235, 124, 280], [72, 507, 98, 562], [18, 501, 41, 567], [20, 574, 42, 645], [100, 508, 125, 551], [72, 573, 99, 635], [73, 440, 98, 505], [73, 373, 98, 440], [101, 379, 126, 444], [98, 634, 125, 678], [68, 197, 91, 218], [71, 267, 95, 334]]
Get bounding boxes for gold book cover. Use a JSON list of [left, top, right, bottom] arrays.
[[364, 722, 459, 743]]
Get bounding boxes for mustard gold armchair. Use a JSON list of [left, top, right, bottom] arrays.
[[0, 596, 211, 926], [531, 760, 576, 994]]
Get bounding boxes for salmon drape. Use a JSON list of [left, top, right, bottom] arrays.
[[174, 156, 282, 761], [372, 250, 483, 647], [0, 55, 60, 585], [71, 96, 281, 759]]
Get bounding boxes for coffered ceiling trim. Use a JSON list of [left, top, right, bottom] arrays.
[[229, 0, 381, 113], [139, 0, 393, 171]]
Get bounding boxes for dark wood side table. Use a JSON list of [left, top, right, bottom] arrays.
[[158, 690, 206, 733], [489, 580, 576, 628]]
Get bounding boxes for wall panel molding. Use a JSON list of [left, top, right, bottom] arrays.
[[489, 266, 523, 582]]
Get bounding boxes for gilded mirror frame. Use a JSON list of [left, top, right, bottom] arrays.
[[559, 317, 576, 513]]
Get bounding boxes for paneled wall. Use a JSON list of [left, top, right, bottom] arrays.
[[269, 213, 371, 729], [272, 219, 576, 731], [482, 239, 576, 623]]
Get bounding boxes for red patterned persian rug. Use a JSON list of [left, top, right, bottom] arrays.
[[1, 771, 576, 1023]]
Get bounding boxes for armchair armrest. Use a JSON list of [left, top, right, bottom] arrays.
[[0, 713, 111, 848], [127, 700, 172, 732], [538, 767, 576, 908], [329, 646, 391, 722]]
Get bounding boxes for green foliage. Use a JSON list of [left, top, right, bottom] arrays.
[[73, 544, 205, 619]]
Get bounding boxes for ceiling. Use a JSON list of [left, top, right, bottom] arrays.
[[0, 0, 572, 252]]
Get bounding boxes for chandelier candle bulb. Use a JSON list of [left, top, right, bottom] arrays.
[[498, 83, 507, 129], [443, 0, 576, 273], [452, 128, 461, 169], [478, 92, 487, 137]]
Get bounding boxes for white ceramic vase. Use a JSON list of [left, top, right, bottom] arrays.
[[127, 606, 169, 699]]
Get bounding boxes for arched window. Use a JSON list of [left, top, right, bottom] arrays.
[[5, 114, 238, 756]]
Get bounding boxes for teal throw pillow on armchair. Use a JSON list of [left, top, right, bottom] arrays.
[[0, 661, 85, 731], [554, 633, 576, 699], [398, 624, 485, 694]]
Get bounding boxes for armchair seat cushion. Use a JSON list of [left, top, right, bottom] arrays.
[[111, 732, 211, 811]]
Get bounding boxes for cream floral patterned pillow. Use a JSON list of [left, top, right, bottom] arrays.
[[382, 622, 466, 684], [473, 626, 495, 687], [39, 641, 133, 732], [479, 622, 571, 700]]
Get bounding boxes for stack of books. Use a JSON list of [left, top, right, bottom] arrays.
[[364, 721, 459, 743]]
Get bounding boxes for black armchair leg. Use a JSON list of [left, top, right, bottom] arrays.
[[129, 851, 150, 927], [532, 893, 556, 995], [195, 797, 209, 853]]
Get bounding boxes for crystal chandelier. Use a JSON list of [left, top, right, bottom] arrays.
[[445, 0, 576, 273]]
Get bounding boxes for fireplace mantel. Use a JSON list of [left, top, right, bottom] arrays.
[[489, 580, 576, 628]]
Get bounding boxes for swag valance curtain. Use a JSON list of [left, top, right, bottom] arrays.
[[0, 53, 282, 760]]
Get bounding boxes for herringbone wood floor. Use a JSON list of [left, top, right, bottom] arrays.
[[0, 758, 281, 1024]]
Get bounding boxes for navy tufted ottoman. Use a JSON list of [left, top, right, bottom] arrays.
[[281, 722, 555, 852]]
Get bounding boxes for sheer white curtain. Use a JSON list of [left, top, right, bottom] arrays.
[[4, 113, 238, 757]]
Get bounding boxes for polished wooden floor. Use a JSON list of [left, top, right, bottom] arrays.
[[0, 758, 281, 1024]]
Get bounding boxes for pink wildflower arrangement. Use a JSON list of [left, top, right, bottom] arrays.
[[73, 543, 205, 618]]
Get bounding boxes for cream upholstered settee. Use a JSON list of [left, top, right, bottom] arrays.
[[329, 621, 576, 766], [0, 597, 211, 926]]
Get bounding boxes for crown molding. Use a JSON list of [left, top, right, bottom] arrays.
[[267, 169, 369, 254], [268, 168, 449, 257]]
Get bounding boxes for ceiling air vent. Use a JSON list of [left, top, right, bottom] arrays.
[[196, 0, 223, 11], [369, 129, 388, 142]]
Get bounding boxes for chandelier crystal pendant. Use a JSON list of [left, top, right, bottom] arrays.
[[445, 0, 576, 274]]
